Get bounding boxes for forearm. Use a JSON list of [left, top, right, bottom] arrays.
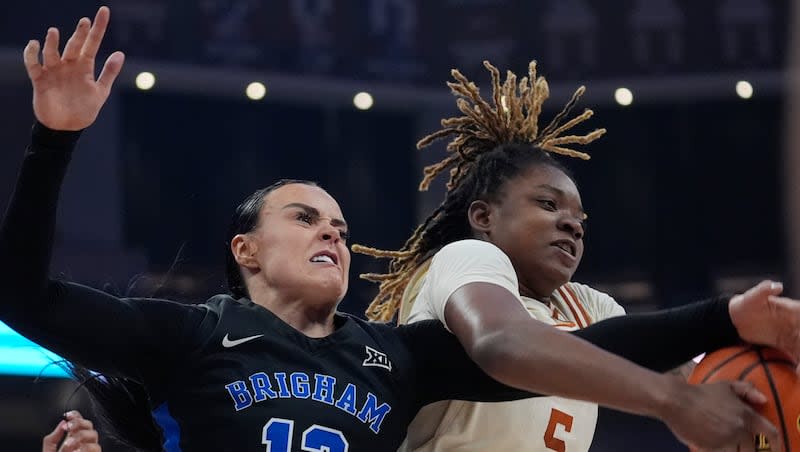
[[0, 125, 137, 373], [572, 297, 737, 372], [470, 319, 678, 419], [0, 123, 79, 305], [0, 124, 208, 379]]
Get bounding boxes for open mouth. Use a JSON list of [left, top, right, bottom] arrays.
[[310, 251, 338, 265], [551, 240, 576, 258]]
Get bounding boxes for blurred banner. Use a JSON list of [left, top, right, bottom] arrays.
[[0, 321, 68, 378], [0, 0, 788, 84]]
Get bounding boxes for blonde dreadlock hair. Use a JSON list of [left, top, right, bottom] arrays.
[[353, 60, 605, 321]]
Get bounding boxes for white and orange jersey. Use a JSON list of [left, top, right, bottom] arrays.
[[399, 240, 624, 452]]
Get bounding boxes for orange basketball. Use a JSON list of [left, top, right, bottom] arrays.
[[688, 346, 800, 452]]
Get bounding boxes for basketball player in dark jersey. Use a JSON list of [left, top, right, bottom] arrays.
[[4, 6, 798, 451]]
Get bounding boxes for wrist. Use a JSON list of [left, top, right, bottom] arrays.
[[645, 373, 687, 422], [31, 121, 82, 150]]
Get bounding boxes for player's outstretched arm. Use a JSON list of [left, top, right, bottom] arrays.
[[0, 7, 205, 378], [2, 6, 123, 305], [442, 281, 780, 451]]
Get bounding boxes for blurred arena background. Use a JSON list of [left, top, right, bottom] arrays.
[[0, 0, 795, 450]]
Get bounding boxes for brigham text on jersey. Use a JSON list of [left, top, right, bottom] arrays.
[[224, 371, 392, 433]]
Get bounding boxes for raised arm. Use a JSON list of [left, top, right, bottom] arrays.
[[3, 6, 122, 302], [0, 7, 206, 380], [3, 6, 121, 297]]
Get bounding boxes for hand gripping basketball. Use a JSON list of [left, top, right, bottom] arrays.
[[728, 280, 800, 373], [690, 346, 800, 452], [662, 378, 781, 452]]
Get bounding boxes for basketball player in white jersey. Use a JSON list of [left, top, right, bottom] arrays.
[[402, 241, 623, 451], [355, 61, 705, 451]]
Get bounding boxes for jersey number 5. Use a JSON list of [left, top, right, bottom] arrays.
[[544, 408, 574, 452], [263, 418, 349, 452]]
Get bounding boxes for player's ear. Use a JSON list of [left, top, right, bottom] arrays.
[[231, 234, 260, 269], [468, 200, 494, 236]]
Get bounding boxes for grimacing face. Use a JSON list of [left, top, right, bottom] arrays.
[[482, 164, 586, 300], [238, 183, 351, 306]]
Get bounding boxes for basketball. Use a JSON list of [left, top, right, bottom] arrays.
[[689, 346, 800, 451]]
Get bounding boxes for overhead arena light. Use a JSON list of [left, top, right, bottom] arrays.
[[135, 71, 156, 91], [353, 92, 374, 110], [736, 80, 753, 99], [615, 87, 633, 106], [246, 82, 267, 100]]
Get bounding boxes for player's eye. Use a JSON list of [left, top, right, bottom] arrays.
[[339, 230, 350, 241], [296, 212, 314, 224], [538, 199, 557, 211]]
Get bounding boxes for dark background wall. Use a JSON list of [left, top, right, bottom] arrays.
[[0, 1, 791, 450]]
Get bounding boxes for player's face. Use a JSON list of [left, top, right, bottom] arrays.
[[484, 164, 585, 299], [251, 183, 351, 305]]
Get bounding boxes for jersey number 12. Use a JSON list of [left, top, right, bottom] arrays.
[[263, 418, 349, 452]]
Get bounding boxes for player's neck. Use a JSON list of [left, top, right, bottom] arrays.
[[274, 305, 337, 338], [518, 283, 554, 305], [251, 289, 338, 338]]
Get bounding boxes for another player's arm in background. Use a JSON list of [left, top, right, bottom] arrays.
[[42, 411, 101, 452]]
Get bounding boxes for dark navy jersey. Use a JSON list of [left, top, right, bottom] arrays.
[[0, 123, 740, 451], [7, 282, 528, 451]]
